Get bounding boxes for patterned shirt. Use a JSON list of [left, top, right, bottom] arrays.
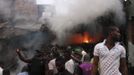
[[93, 40, 126, 75]]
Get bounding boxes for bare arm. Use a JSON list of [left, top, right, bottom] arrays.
[[71, 55, 82, 64], [92, 56, 99, 75], [16, 49, 31, 63], [120, 58, 128, 75]]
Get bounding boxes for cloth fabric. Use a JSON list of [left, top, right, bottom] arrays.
[[17, 72, 29, 75], [0, 67, 3, 75], [48, 58, 58, 74], [93, 40, 126, 75], [65, 59, 75, 74], [28, 58, 45, 75], [79, 62, 93, 75]]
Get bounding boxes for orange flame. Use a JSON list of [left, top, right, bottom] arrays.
[[69, 32, 95, 44], [83, 32, 96, 43]]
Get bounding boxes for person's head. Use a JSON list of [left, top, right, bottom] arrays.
[[104, 25, 121, 42], [56, 56, 65, 72], [73, 53, 82, 60], [72, 47, 83, 60], [83, 54, 91, 62], [0, 61, 4, 68], [34, 50, 44, 58], [53, 51, 60, 58], [64, 50, 71, 61]]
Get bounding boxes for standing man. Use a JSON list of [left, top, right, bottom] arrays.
[[92, 25, 128, 75], [0, 62, 10, 75], [48, 51, 60, 75], [16, 49, 45, 75]]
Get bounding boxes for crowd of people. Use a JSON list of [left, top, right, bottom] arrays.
[[16, 45, 93, 75], [0, 25, 128, 75]]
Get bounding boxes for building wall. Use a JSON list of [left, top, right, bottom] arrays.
[[0, 0, 14, 19], [128, 0, 134, 66], [128, 20, 134, 66], [14, 0, 38, 23], [129, 0, 134, 17]]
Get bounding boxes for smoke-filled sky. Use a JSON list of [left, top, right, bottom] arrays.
[[44, 0, 125, 44], [36, 0, 55, 5], [0, 0, 12, 18]]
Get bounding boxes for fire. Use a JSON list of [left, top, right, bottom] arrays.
[[69, 32, 95, 44], [83, 39, 89, 43], [83, 32, 90, 43]]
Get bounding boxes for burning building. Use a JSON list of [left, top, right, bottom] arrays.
[[0, 0, 133, 74]]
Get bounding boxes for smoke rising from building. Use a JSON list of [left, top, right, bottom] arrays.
[[0, 0, 126, 74], [46, 0, 125, 45], [0, 0, 52, 74], [0, 0, 12, 19]]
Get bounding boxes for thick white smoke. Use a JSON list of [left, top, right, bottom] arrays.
[[0, 0, 40, 30], [0, 0, 11, 18], [13, 0, 40, 30], [0, 0, 49, 74], [48, 0, 125, 44]]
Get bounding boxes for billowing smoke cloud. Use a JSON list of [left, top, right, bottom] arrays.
[[13, 0, 40, 30], [0, 0, 51, 74], [47, 0, 125, 44], [0, 0, 40, 30], [0, 0, 12, 19], [19, 31, 48, 51]]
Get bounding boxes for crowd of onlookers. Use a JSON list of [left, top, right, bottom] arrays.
[[0, 45, 93, 75], [14, 46, 93, 75], [0, 44, 132, 75]]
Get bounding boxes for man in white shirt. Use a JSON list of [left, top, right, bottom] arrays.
[[92, 25, 128, 75], [0, 67, 3, 75], [48, 58, 58, 75], [0, 62, 4, 75], [65, 48, 83, 75], [48, 51, 60, 75], [65, 59, 75, 74]]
